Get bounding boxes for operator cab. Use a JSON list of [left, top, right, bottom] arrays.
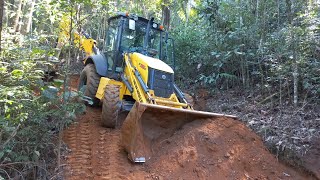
[[104, 13, 166, 77]]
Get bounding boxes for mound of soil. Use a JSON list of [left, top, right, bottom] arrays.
[[63, 75, 314, 179], [195, 89, 320, 179], [63, 110, 313, 179], [145, 117, 311, 180]]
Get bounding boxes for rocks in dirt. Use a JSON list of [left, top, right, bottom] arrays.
[[99, 129, 107, 134], [283, 172, 291, 177]]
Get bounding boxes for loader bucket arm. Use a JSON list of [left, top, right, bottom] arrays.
[[121, 102, 237, 163]]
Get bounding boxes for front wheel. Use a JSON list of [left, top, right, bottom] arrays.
[[101, 84, 121, 128]]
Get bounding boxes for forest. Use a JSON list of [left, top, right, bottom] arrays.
[[0, 0, 319, 179]]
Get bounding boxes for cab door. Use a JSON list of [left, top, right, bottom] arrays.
[[105, 18, 121, 73]]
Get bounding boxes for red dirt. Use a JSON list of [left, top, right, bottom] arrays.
[[63, 76, 315, 180], [69, 75, 80, 90]]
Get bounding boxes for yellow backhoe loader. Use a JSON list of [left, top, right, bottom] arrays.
[[78, 13, 236, 163]]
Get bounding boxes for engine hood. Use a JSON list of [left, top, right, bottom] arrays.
[[131, 53, 174, 74]]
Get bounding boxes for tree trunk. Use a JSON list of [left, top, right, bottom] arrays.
[[2, 0, 6, 27], [0, 0, 4, 51], [185, 1, 190, 23], [286, 0, 292, 23], [162, 0, 170, 30], [255, 0, 259, 25], [277, 0, 280, 28], [293, 58, 298, 107], [13, 0, 23, 33], [287, 0, 297, 106], [21, 0, 35, 35], [292, 30, 299, 107]]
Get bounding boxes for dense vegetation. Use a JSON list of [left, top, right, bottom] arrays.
[[0, 0, 319, 178]]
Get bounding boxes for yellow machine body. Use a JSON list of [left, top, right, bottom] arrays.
[[57, 14, 97, 60], [95, 52, 187, 109], [93, 51, 237, 163], [80, 13, 237, 163], [73, 32, 97, 58]]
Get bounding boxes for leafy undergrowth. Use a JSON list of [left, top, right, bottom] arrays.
[[193, 88, 319, 175], [0, 50, 85, 179]]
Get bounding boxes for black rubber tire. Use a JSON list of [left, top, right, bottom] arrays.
[[184, 93, 195, 107], [101, 84, 121, 128], [78, 64, 101, 106]]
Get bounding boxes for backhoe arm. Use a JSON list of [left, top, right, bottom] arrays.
[[124, 53, 152, 103]]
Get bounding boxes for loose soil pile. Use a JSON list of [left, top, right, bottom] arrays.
[[62, 110, 315, 180], [195, 89, 320, 179], [62, 76, 315, 179], [146, 117, 312, 179]]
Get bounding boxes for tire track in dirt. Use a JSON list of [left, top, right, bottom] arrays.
[[63, 108, 137, 180], [64, 76, 146, 179], [64, 116, 93, 179], [96, 129, 130, 180]]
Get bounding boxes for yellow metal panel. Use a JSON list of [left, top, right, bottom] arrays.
[[124, 54, 148, 103], [153, 93, 187, 108], [82, 39, 96, 56], [131, 53, 174, 73], [130, 53, 149, 83], [74, 32, 96, 61], [96, 77, 109, 99], [149, 90, 185, 108], [95, 77, 126, 100]]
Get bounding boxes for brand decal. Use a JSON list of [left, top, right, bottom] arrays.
[[139, 63, 146, 70]]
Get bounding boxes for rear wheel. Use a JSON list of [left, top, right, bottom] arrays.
[[78, 64, 100, 106], [101, 84, 121, 128]]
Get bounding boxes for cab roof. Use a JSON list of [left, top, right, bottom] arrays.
[[108, 12, 164, 31]]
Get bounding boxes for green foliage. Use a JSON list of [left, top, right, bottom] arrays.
[[0, 0, 319, 178], [172, 0, 320, 101], [0, 31, 85, 178]]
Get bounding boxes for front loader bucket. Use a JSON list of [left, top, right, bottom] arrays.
[[121, 102, 237, 163]]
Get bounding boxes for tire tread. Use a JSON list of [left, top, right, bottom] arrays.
[[79, 64, 101, 106], [101, 84, 121, 128]]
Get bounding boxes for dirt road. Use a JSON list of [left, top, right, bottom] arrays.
[[63, 108, 145, 179], [62, 76, 315, 180]]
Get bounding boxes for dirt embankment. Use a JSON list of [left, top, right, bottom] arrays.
[[62, 109, 315, 179], [62, 76, 315, 179], [194, 88, 320, 179], [146, 117, 314, 180]]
